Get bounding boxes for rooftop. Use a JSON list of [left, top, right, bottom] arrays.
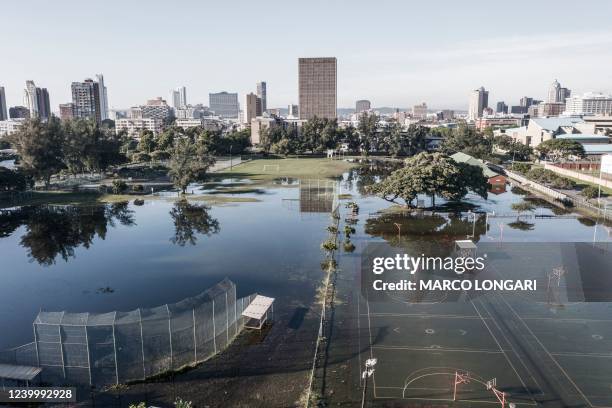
[[583, 144, 612, 154], [556, 134, 611, 140], [0, 364, 42, 381], [450, 152, 498, 178], [530, 117, 584, 131]]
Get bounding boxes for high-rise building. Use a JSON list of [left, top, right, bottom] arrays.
[[288, 104, 299, 117], [564, 93, 612, 116], [298, 57, 337, 120], [548, 80, 571, 103], [96, 74, 109, 121], [245, 93, 262, 124], [496, 101, 508, 114], [355, 100, 371, 113], [23, 80, 50, 120], [59, 103, 75, 120], [72, 79, 101, 122], [0, 87, 7, 121], [209, 92, 239, 118], [256, 82, 267, 112], [520, 96, 534, 108], [412, 102, 428, 119], [468, 87, 489, 120], [179, 86, 187, 108], [9, 106, 30, 119]]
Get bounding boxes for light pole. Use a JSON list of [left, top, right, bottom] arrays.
[[485, 211, 495, 238], [361, 358, 377, 408], [229, 145, 233, 171]]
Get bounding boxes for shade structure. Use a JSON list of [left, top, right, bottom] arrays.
[[241, 295, 274, 329]]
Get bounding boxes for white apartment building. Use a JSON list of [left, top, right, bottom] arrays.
[[0, 119, 24, 136], [564, 93, 612, 116], [115, 118, 163, 138]]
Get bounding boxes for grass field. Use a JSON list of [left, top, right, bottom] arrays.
[[214, 158, 357, 181]]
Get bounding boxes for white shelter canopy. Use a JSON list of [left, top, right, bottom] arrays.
[[242, 295, 275, 320]]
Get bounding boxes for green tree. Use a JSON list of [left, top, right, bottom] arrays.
[[536, 139, 585, 162], [168, 138, 215, 194], [0, 168, 28, 192], [137, 130, 156, 153], [441, 124, 492, 159], [9, 117, 65, 187], [341, 124, 360, 152], [357, 112, 379, 155], [370, 152, 488, 208]]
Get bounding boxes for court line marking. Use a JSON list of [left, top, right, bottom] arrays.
[[499, 295, 597, 408], [361, 312, 483, 319], [372, 345, 503, 354], [474, 297, 545, 395], [469, 296, 533, 397], [371, 390, 539, 406]]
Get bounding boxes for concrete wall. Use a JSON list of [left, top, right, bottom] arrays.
[[544, 163, 612, 189]]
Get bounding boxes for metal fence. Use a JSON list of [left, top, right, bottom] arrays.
[[0, 279, 255, 388]]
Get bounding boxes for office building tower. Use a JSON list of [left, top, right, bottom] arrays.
[[520, 97, 534, 108], [548, 80, 571, 103], [96, 74, 109, 120], [564, 93, 612, 116], [0, 87, 7, 121], [496, 101, 508, 114], [412, 102, 428, 119], [9, 106, 30, 119], [288, 104, 299, 117], [298, 57, 337, 120], [179, 86, 187, 108], [59, 103, 75, 120], [170, 89, 181, 109], [468, 86, 489, 120], [72, 79, 101, 122], [23, 80, 50, 120], [245, 93, 262, 124], [209, 92, 239, 118], [256, 82, 267, 112], [355, 100, 371, 113]]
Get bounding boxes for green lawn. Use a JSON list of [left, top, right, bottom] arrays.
[[214, 158, 357, 180]]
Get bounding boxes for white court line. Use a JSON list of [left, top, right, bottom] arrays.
[[371, 391, 539, 406], [361, 312, 483, 319], [372, 345, 503, 354], [475, 297, 544, 395], [551, 352, 612, 358], [499, 295, 596, 408], [469, 297, 532, 396]]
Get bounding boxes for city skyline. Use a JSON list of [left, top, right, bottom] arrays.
[[2, 0, 612, 111]]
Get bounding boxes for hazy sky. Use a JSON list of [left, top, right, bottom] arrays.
[[2, 0, 612, 111]]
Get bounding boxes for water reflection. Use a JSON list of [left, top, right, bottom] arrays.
[[0, 203, 134, 265], [169, 199, 220, 246]]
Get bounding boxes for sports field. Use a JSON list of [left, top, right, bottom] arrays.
[[358, 245, 612, 407]]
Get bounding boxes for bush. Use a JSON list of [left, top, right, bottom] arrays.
[[321, 240, 338, 252], [132, 184, 144, 192], [151, 150, 171, 161], [131, 152, 151, 163], [327, 225, 338, 234], [133, 198, 145, 206], [111, 179, 128, 194], [512, 163, 532, 174], [581, 185, 600, 199], [343, 240, 355, 252]]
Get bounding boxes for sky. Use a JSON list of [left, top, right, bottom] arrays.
[[2, 0, 612, 112]]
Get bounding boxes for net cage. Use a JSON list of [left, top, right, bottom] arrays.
[[0, 278, 255, 387]]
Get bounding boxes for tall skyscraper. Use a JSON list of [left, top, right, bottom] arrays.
[[72, 79, 101, 123], [0, 87, 7, 121], [23, 80, 50, 120], [179, 86, 187, 108], [548, 80, 571, 103], [256, 82, 267, 112], [355, 100, 371, 113], [96, 74, 109, 121], [468, 86, 489, 120], [298, 57, 337, 120], [245, 93, 262, 124], [496, 101, 508, 114], [520, 96, 534, 108], [209, 92, 239, 118]]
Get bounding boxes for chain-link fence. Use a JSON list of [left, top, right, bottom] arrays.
[[0, 278, 254, 388]]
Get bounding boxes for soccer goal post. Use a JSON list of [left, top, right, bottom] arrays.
[[263, 164, 280, 172]]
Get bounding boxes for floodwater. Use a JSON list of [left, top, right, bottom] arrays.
[[0, 161, 608, 355]]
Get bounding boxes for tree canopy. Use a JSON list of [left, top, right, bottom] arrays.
[[536, 139, 585, 161]]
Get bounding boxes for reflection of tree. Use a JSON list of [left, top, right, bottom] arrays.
[[348, 160, 402, 196], [0, 203, 135, 265], [365, 212, 487, 251], [508, 221, 535, 231], [169, 199, 220, 246]]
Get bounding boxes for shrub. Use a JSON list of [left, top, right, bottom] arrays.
[[111, 179, 128, 194], [321, 240, 338, 252], [133, 198, 145, 206], [581, 185, 600, 199], [512, 163, 532, 174], [343, 240, 355, 252], [132, 184, 144, 192], [151, 150, 171, 161], [131, 152, 151, 163], [344, 225, 356, 237], [327, 225, 338, 234]]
